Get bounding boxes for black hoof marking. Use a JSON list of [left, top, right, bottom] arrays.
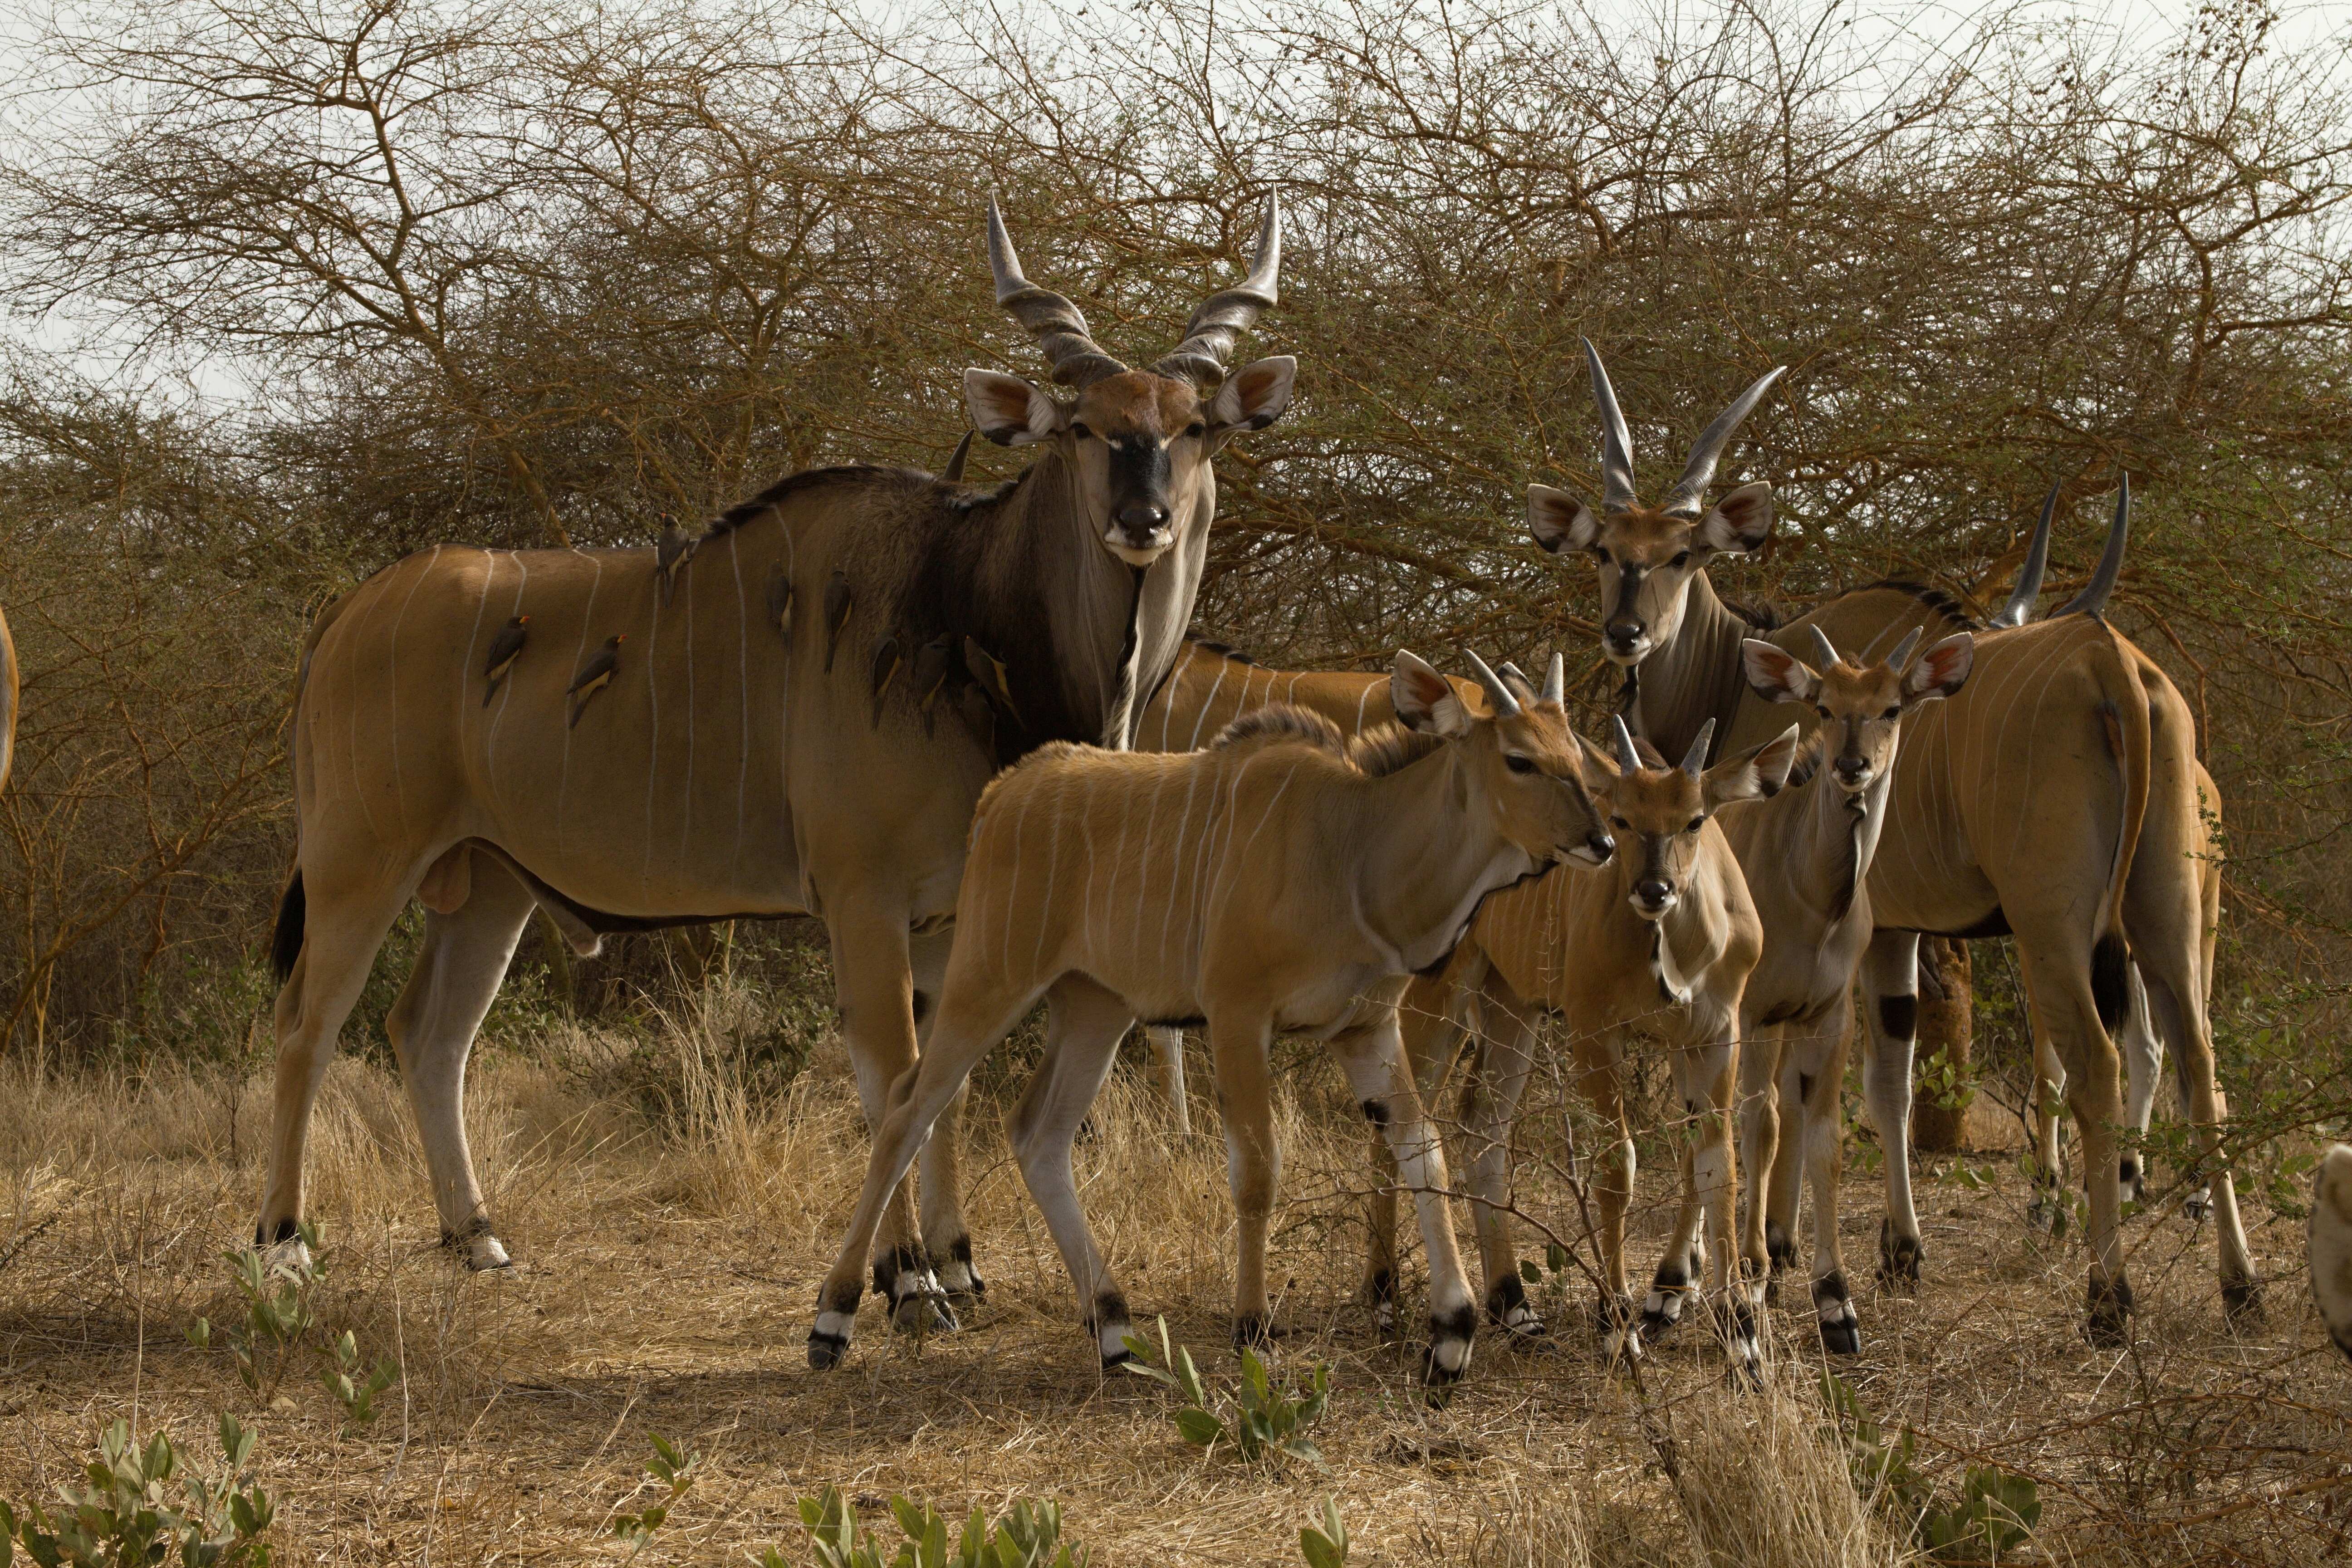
[[2085, 1275, 2136, 1346], [1877, 1219, 1923, 1289], [2222, 1277, 2264, 1323], [1232, 1313, 1274, 1352], [940, 1237, 987, 1307], [2184, 1192, 2211, 1224], [807, 1331, 848, 1371], [1421, 1303, 1477, 1386], [1820, 1319, 1862, 1357], [262, 1216, 299, 1247], [1099, 1346, 1136, 1371]]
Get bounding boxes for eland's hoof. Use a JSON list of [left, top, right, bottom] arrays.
[[889, 1290, 957, 1336], [1877, 1220, 1923, 1289], [2184, 1189, 2212, 1224], [2085, 1275, 2136, 1347], [808, 1330, 849, 1371], [2222, 1276, 2264, 1325], [1422, 1304, 1476, 1386]]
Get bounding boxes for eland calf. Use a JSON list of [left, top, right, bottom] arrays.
[[1732, 625, 1974, 1353], [808, 652, 1616, 1384], [1373, 714, 1798, 1369]]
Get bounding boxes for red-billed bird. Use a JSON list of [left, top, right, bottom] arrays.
[[567, 635, 624, 729], [481, 615, 530, 707]]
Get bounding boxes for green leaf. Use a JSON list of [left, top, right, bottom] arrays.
[[1544, 1242, 1568, 1274], [1519, 1259, 1542, 1284], [1172, 1408, 1225, 1450]]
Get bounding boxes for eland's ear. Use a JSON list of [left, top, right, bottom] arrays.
[[1704, 724, 1801, 808], [1391, 650, 1473, 739], [1742, 637, 1820, 706], [1902, 631, 1975, 703], [1207, 356, 1297, 438], [1528, 484, 1601, 555], [1576, 731, 1624, 787], [965, 369, 1066, 447], [1697, 480, 1775, 554]]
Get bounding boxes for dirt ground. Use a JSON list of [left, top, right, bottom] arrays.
[[2, 1016, 2346, 1567]]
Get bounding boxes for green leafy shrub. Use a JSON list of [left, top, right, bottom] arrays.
[[0, 1414, 274, 1567], [609, 1435, 698, 1560], [1821, 1373, 2040, 1561], [773, 1485, 1083, 1568], [186, 1224, 397, 1428], [1121, 1318, 1330, 1466], [1298, 1497, 1349, 1568]]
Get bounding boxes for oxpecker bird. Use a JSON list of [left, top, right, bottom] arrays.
[[568, 635, 624, 729], [963, 636, 1022, 727], [766, 562, 794, 638], [823, 570, 853, 672], [868, 634, 902, 727], [911, 635, 955, 737], [655, 514, 696, 606], [481, 615, 530, 706]]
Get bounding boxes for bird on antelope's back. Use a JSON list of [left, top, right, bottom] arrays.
[[567, 634, 624, 728], [481, 615, 530, 706]]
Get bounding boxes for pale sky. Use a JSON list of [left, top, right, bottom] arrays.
[[1, 0, 2344, 411]]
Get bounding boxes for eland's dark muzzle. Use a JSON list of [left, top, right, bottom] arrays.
[[1568, 830, 1617, 867]]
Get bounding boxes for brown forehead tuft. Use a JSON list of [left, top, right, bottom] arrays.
[[1817, 662, 1905, 710], [1598, 507, 1701, 557], [1607, 765, 1706, 821], [1074, 370, 1201, 435]]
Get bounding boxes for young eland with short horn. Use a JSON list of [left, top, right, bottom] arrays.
[[807, 650, 1616, 1384]]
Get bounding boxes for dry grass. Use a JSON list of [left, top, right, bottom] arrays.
[[2, 986, 2347, 1567]]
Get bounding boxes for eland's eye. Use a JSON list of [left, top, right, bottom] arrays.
[[1592, 547, 1612, 565], [1185, 421, 1206, 438], [1816, 705, 1831, 720], [1687, 815, 1706, 833], [1069, 421, 1094, 440], [1610, 815, 1630, 830], [1671, 550, 1691, 568], [1883, 706, 1901, 720], [1505, 754, 1535, 774]]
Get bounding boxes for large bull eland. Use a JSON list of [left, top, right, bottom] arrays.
[[259, 198, 1296, 1330], [807, 652, 1616, 1383], [1527, 343, 2256, 1339]]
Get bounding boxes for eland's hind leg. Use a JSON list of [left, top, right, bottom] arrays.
[[2116, 965, 2163, 1208], [1206, 1004, 1282, 1349], [1333, 1005, 1478, 1384], [257, 863, 421, 1257], [2139, 961, 2257, 1318], [1795, 995, 1859, 1355], [1004, 975, 1140, 1367], [2015, 929, 2134, 1343], [1365, 973, 1473, 1336], [1456, 979, 1545, 1340], [1148, 1026, 1192, 1135], [383, 851, 537, 1270], [1860, 931, 1927, 1285]]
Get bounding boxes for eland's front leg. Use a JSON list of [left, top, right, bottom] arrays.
[[808, 977, 1033, 1370], [1662, 1031, 1754, 1373]]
